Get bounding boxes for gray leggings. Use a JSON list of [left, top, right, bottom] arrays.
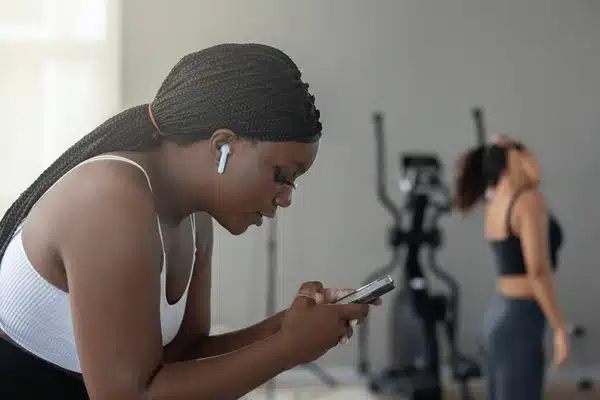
[[482, 292, 547, 400]]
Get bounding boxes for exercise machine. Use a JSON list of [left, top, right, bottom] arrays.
[[356, 112, 481, 399]]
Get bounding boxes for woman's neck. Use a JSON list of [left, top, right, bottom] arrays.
[[138, 148, 214, 226]]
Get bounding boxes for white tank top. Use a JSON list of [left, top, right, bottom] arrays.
[[0, 155, 196, 373]]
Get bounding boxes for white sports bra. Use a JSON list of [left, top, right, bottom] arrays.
[[0, 155, 196, 373]]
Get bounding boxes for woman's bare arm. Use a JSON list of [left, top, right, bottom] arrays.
[[515, 190, 566, 332], [57, 167, 295, 399], [173, 311, 287, 362]]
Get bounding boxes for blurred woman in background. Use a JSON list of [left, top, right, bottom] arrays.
[[453, 135, 569, 400]]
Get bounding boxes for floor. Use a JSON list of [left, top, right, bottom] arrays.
[[246, 380, 598, 399]]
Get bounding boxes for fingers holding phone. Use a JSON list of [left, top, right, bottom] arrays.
[[296, 281, 326, 304], [284, 276, 394, 353], [330, 275, 394, 344], [281, 289, 371, 366], [336, 303, 371, 345]]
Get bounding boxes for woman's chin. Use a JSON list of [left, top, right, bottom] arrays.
[[228, 224, 250, 236], [219, 214, 261, 236]]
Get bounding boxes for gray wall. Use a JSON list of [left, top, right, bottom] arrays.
[[121, 0, 600, 369]]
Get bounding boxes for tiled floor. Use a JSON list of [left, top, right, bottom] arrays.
[[246, 381, 598, 399], [246, 385, 379, 400]]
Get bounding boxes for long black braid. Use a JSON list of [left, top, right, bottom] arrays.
[[0, 43, 322, 260]]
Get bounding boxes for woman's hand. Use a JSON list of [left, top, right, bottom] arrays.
[[491, 134, 514, 147], [552, 328, 570, 367], [279, 282, 371, 368], [294, 282, 382, 344]]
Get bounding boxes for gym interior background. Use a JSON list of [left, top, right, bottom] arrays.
[[1, 0, 599, 397]]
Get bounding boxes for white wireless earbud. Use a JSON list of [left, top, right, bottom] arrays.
[[217, 143, 231, 174]]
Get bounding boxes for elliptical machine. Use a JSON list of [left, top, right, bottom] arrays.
[[357, 112, 481, 399]]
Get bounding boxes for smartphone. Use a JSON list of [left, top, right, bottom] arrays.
[[333, 275, 395, 305]]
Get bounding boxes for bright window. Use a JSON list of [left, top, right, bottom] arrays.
[[0, 0, 121, 210]]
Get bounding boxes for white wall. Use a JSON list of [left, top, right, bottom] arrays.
[[121, 0, 600, 370]]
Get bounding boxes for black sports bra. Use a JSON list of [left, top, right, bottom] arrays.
[[489, 186, 563, 276]]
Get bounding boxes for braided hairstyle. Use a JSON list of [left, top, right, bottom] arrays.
[[0, 43, 322, 260]]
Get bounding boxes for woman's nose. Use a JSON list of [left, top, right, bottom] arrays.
[[275, 185, 293, 208]]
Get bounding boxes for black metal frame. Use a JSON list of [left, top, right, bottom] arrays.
[[356, 110, 484, 399]]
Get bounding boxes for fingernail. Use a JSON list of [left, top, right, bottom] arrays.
[[350, 319, 358, 327], [316, 293, 324, 304]]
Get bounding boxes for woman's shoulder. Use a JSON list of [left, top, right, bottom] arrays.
[[68, 154, 155, 198], [28, 156, 157, 244], [512, 188, 547, 216]]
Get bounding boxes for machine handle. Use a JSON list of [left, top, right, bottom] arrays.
[[373, 112, 402, 225], [471, 107, 486, 146]]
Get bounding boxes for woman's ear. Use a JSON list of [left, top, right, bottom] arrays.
[[209, 129, 237, 166]]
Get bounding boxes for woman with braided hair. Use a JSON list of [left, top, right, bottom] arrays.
[[0, 43, 374, 399]]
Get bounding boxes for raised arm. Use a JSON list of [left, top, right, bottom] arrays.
[[514, 190, 566, 332], [56, 166, 295, 399]]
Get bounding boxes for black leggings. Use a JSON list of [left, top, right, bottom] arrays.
[[0, 338, 89, 399], [482, 292, 547, 400]]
